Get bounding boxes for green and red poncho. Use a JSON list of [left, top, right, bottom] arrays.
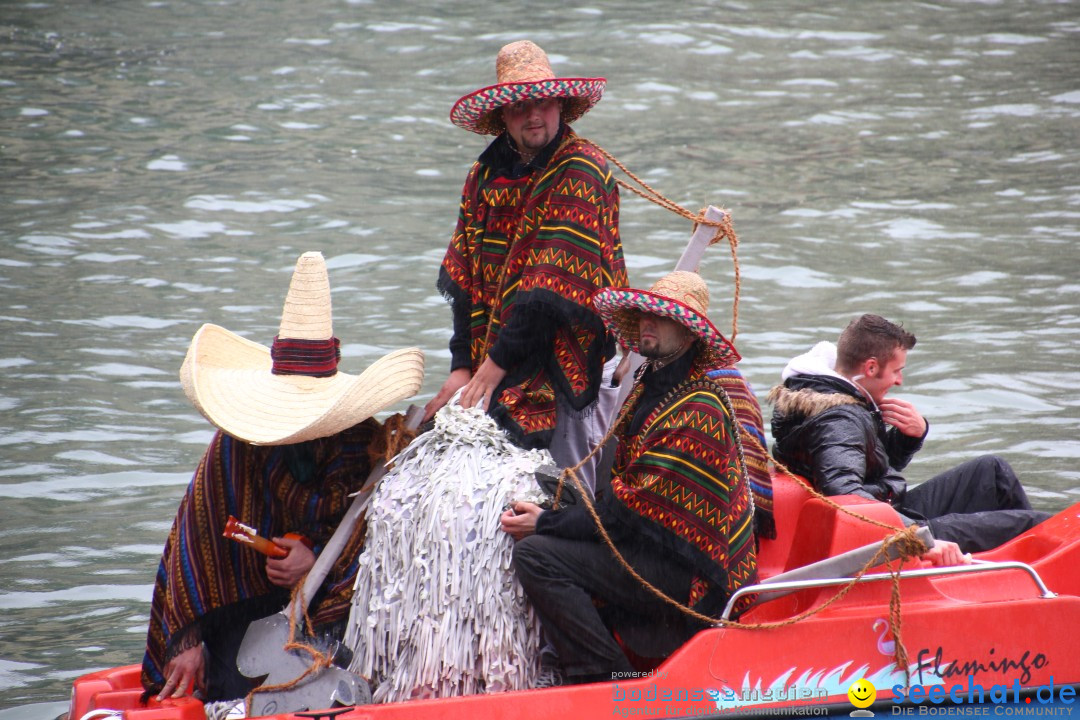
[[609, 353, 760, 616]]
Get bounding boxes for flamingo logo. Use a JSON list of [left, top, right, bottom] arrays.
[[874, 618, 895, 656]]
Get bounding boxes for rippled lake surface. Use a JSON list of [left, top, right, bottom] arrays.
[[1, 0, 1078, 710]]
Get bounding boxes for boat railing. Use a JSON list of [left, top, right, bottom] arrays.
[[719, 558, 1057, 622]]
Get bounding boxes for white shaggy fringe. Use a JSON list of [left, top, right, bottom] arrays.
[[202, 700, 244, 720], [344, 401, 550, 702]]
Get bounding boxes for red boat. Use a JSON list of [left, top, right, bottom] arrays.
[[67, 471, 1080, 719]]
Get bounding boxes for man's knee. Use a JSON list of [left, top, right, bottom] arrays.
[[955, 454, 1006, 474], [976, 454, 1009, 469], [975, 454, 1029, 505], [512, 535, 549, 587], [960, 455, 1022, 491]]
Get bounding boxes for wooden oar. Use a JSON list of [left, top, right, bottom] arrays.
[[236, 404, 423, 714]]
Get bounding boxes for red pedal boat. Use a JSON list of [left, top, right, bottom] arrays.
[[67, 472, 1080, 719]]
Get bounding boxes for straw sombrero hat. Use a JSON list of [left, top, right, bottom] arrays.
[[593, 271, 741, 368], [450, 40, 606, 135], [179, 251, 425, 446]]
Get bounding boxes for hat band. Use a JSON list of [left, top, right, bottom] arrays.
[[271, 336, 341, 377]]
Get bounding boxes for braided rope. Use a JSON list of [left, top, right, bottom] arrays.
[[582, 140, 741, 342], [243, 583, 335, 716], [365, 412, 418, 470], [498, 137, 916, 680]]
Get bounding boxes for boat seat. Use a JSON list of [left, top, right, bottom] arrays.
[[758, 470, 906, 578], [784, 494, 906, 570], [755, 469, 814, 579]]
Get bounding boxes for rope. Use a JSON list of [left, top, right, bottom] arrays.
[[243, 583, 335, 716], [366, 412, 418, 470], [496, 138, 918, 677], [242, 411, 415, 713], [584, 140, 742, 342], [739, 437, 926, 685]]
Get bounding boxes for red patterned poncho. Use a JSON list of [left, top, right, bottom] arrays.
[[437, 127, 627, 448]]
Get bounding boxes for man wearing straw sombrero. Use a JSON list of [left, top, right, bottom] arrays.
[[140, 252, 424, 702], [501, 271, 759, 685], [425, 40, 627, 494]]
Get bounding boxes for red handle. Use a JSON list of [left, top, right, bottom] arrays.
[[223, 515, 302, 558]]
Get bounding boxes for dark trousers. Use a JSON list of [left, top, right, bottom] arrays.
[[199, 595, 286, 701], [513, 534, 695, 681], [901, 455, 1051, 553], [203, 613, 259, 701]]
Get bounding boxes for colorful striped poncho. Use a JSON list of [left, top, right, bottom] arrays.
[[140, 421, 377, 698], [608, 355, 759, 617], [437, 127, 627, 448], [707, 367, 776, 539]]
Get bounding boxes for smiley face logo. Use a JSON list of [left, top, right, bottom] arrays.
[[848, 678, 876, 709]]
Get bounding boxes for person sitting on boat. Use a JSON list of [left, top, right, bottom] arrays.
[[424, 39, 627, 495], [140, 251, 423, 702], [501, 271, 759, 686], [768, 313, 1051, 556]]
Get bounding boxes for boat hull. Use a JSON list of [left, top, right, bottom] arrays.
[[67, 478, 1080, 720]]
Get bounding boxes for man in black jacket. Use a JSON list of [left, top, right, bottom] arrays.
[[769, 313, 1050, 554]]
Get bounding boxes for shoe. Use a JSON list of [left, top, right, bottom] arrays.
[[534, 666, 565, 689]]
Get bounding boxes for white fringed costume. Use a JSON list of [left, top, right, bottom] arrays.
[[344, 402, 550, 702]]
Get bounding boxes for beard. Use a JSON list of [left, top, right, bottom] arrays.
[[639, 336, 693, 364], [639, 338, 663, 358]]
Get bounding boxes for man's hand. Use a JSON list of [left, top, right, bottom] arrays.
[[921, 540, 972, 567], [459, 357, 507, 413], [878, 397, 927, 438], [500, 501, 544, 541], [158, 644, 205, 700], [266, 536, 315, 588], [423, 367, 472, 422]]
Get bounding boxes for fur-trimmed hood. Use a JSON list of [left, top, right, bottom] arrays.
[[768, 340, 869, 421], [767, 381, 861, 420], [767, 372, 870, 467]]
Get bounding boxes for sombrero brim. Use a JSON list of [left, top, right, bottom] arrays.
[[180, 323, 425, 446], [593, 287, 741, 368], [450, 77, 606, 135]]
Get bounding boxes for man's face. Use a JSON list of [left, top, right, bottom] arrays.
[[638, 313, 691, 359], [859, 348, 907, 405], [503, 97, 561, 156]]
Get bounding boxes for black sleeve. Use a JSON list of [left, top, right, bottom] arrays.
[[883, 421, 927, 471], [448, 298, 472, 372], [487, 303, 557, 371], [534, 493, 632, 543]]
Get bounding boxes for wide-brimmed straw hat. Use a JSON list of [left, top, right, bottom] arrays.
[[593, 271, 741, 368], [179, 251, 425, 446], [450, 40, 606, 135]]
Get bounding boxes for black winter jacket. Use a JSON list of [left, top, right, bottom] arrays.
[[768, 374, 927, 507]]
